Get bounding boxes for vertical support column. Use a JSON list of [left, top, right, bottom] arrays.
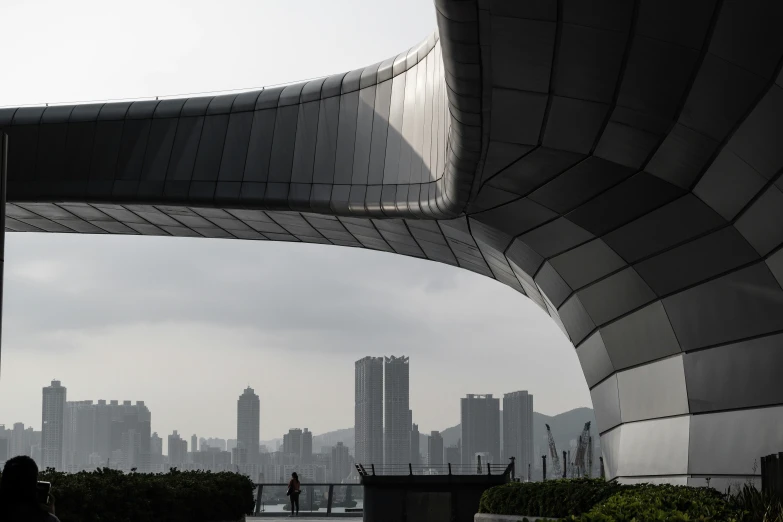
[[326, 484, 333, 516], [254, 484, 263, 515], [0, 133, 7, 376]]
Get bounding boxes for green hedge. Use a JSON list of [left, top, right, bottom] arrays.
[[479, 480, 783, 522], [564, 484, 740, 522], [29, 468, 256, 522], [478, 479, 624, 519]]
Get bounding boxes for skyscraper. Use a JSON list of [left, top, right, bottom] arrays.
[[63, 400, 96, 472], [355, 357, 383, 467], [445, 442, 461, 466], [503, 391, 533, 478], [168, 430, 187, 467], [89, 400, 151, 472], [330, 442, 351, 483], [410, 420, 420, 466], [150, 432, 163, 472], [384, 356, 410, 466], [10, 423, 27, 458], [237, 387, 260, 465], [461, 394, 500, 466], [428, 431, 443, 466], [283, 428, 303, 457], [42, 380, 66, 470], [191, 434, 198, 455], [301, 428, 313, 464]]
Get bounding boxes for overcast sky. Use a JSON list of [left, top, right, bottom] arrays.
[[0, 0, 591, 450]]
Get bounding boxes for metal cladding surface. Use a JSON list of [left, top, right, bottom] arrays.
[[2, 0, 783, 484]]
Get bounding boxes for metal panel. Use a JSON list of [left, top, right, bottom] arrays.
[[617, 355, 689, 423]]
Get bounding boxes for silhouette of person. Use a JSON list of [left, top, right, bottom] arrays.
[[0, 456, 60, 522], [287, 472, 301, 517]]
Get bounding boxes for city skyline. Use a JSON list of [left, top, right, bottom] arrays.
[[0, 0, 590, 445], [1, 375, 569, 464], [1, 0, 779, 490]]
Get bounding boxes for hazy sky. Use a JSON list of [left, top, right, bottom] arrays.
[[0, 0, 591, 450]]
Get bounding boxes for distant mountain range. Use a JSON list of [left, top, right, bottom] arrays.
[[262, 407, 598, 460]]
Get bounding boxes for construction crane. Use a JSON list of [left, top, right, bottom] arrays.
[[587, 434, 594, 478], [545, 424, 562, 479], [573, 422, 591, 478]]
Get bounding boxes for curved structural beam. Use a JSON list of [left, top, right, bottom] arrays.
[[3, 0, 783, 487]]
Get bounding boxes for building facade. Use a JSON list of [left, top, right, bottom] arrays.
[[150, 432, 163, 472], [410, 421, 420, 466], [461, 394, 500, 466], [330, 442, 352, 483], [168, 430, 188, 467], [445, 443, 461, 466], [428, 431, 444, 467], [384, 356, 410, 466], [503, 391, 533, 479], [41, 380, 66, 470], [283, 428, 302, 458], [237, 387, 260, 465], [63, 400, 96, 472], [301, 428, 313, 464], [354, 357, 383, 467]]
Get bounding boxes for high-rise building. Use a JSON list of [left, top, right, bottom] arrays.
[[330, 442, 351, 483], [237, 387, 260, 465], [10, 423, 28, 458], [168, 430, 188, 467], [63, 400, 96, 472], [192, 447, 232, 472], [204, 438, 227, 451], [461, 394, 500, 466], [86, 400, 151, 472], [150, 432, 163, 472], [410, 420, 420, 465], [428, 431, 444, 467], [503, 391, 533, 478], [355, 357, 383, 467], [445, 442, 461, 465], [191, 434, 198, 454], [42, 380, 66, 470], [283, 428, 303, 457], [384, 356, 410, 466], [301, 428, 313, 464], [0, 437, 8, 462]]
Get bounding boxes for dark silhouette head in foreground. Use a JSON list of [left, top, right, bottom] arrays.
[[0, 456, 59, 522], [291, 472, 298, 481]]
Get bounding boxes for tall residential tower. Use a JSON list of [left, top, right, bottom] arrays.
[[384, 356, 410, 466], [354, 357, 383, 467], [41, 380, 66, 470], [237, 387, 260, 465], [503, 391, 533, 479], [461, 394, 500, 466]]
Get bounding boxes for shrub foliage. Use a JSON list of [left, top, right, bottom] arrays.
[[564, 484, 740, 522], [480, 479, 783, 522], [478, 479, 623, 519], [24, 468, 255, 522]]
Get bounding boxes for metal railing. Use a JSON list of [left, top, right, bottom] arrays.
[[252, 483, 362, 517], [0, 75, 330, 110], [355, 459, 515, 477], [761, 453, 783, 496]]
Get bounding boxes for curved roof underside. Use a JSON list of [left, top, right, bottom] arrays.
[[3, 0, 783, 483]]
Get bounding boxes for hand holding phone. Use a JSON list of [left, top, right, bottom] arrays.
[[36, 481, 51, 506]]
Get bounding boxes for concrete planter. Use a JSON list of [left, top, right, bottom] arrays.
[[475, 513, 558, 522]]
